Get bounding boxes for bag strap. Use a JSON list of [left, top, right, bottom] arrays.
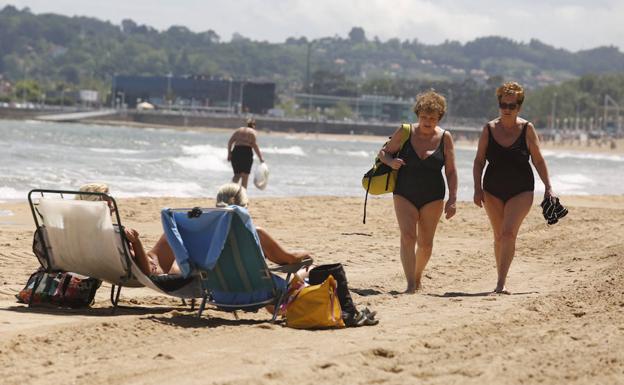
[[399, 123, 411, 149], [362, 123, 411, 224]]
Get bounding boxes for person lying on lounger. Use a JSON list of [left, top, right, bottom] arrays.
[[78, 183, 312, 277]]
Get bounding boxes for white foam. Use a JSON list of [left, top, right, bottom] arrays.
[[262, 146, 306, 156], [114, 180, 204, 198], [345, 150, 371, 158], [542, 150, 624, 163], [172, 144, 231, 171], [0, 210, 14, 217], [550, 173, 594, 193], [88, 147, 144, 155], [0, 186, 25, 200], [317, 148, 372, 157], [181, 144, 223, 155]]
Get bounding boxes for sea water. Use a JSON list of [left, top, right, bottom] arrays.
[[1, 119, 623, 202]]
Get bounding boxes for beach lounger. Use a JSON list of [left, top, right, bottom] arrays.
[[27, 189, 202, 311], [162, 206, 312, 322]]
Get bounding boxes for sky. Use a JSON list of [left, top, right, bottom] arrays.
[[2, 0, 623, 52]]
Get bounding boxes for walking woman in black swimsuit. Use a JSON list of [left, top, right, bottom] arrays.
[[473, 81, 555, 294], [378, 91, 458, 293]]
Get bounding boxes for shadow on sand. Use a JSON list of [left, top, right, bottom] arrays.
[[2, 303, 184, 317], [351, 288, 384, 297], [148, 312, 272, 329], [428, 290, 539, 298]]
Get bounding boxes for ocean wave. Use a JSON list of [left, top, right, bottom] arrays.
[[172, 144, 231, 171], [550, 173, 594, 193], [181, 144, 224, 155], [262, 146, 306, 156], [89, 147, 144, 155], [0, 186, 25, 200], [114, 180, 204, 198], [542, 150, 624, 162], [172, 155, 230, 172], [317, 148, 372, 157]]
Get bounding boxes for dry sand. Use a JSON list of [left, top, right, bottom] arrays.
[[0, 195, 623, 384]]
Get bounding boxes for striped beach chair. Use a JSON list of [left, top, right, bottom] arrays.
[[162, 206, 312, 322]]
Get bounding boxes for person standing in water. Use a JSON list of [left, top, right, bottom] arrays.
[[227, 118, 264, 188]]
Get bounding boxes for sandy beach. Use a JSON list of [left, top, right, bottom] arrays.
[[0, 194, 623, 384]]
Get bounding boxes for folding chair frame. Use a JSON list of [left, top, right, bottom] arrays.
[[28, 189, 136, 312]]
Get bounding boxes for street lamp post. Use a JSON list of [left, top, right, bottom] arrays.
[[239, 81, 244, 114], [228, 78, 233, 113], [166, 72, 173, 110]]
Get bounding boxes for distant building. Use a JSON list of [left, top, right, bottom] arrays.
[[111, 75, 275, 114], [79, 90, 99, 104], [294, 93, 415, 122]]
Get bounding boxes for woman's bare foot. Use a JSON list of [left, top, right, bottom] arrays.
[[490, 287, 511, 295], [405, 282, 422, 294]]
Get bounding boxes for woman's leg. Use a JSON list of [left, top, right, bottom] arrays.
[[148, 234, 178, 275], [393, 195, 420, 293], [483, 192, 505, 281], [256, 227, 308, 265], [495, 191, 533, 292], [414, 200, 444, 290]]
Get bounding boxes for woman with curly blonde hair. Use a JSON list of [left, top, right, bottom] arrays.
[[378, 90, 458, 293], [473, 81, 555, 294]]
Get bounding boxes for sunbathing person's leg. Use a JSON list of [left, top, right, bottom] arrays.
[[256, 227, 311, 265], [147, 234, 180, 275], [124, 229, 180, 275]]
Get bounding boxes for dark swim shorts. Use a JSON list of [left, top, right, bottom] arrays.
[[231, 145, 253, 174]]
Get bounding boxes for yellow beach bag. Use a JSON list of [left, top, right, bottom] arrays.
[[285, 275, 345, 329], [361, 123, 411, 223], [361, 123, 411, 195]]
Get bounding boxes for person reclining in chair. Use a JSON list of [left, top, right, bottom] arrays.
[[78, 183, 312, 278]]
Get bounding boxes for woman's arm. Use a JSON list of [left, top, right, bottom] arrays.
[[472, 125, 489, 207], [256, 227, 311, 265], [526, 123, 554, 198], [378, 125, 407, 170], [443, 131, 458, 219], [123, 227, 151, 275]]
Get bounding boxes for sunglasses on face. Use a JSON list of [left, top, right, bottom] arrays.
[[499, 102, 518, 110]]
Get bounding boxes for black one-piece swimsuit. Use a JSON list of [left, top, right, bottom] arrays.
[[393, 131, 446, 209], [483, 122, 534, 202]]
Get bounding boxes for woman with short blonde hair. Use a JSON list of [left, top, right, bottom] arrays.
[[378, 90, 458, 293], [215, 183, 249, 208]]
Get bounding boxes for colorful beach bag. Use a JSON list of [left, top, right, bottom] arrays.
[[285, 275, 345, 329], [361, 123, 411, 223], [16, 269, 101, 308]]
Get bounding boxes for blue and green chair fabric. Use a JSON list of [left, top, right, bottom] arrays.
[[161, 206, 311, 321]]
